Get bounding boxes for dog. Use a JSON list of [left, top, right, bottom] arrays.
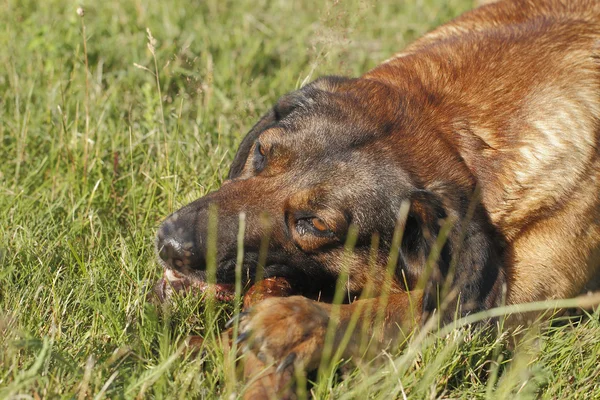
[[156, 0, 600, 396]]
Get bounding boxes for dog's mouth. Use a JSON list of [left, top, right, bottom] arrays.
[[154, 268, 237, 303], [153, 262, 326, 304], [153, 246, 338, 304]]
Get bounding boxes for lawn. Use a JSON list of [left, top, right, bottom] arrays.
[[1, 0, 599, 398]]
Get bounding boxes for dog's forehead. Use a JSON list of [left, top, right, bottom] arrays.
[[250, 86, 411, 190], [273, 133, 410, 197], [274, 107, 382, 153]]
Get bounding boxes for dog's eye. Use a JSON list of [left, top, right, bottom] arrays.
[[253, 142, 267, 171], [311, 217, 328, 232], [296, 217, 332, 237], [257, 143, 266, 156]]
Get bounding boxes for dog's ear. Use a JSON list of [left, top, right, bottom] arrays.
[[400, 190, 505, 322], [227, 90, 308, 179], [399, 190, 450, 310], [228, 109, 277, 179], [228, 76, 352, 179]]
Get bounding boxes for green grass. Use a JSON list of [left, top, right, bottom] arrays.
[[1, 0, 599, 398]]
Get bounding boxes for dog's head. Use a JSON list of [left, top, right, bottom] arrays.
[[155, 76, 488, 305]]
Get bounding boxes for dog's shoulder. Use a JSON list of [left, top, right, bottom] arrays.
[[363, 0, 600, 238]]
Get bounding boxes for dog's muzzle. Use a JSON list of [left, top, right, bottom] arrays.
[[156, 211, 204, 271]]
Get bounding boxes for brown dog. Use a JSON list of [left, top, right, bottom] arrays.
[[156, 0, 600, 396]]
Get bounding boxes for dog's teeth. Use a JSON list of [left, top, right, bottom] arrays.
[[164, 269, 182, 282]]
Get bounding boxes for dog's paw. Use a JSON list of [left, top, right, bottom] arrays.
[[236, 295, 331, 372]]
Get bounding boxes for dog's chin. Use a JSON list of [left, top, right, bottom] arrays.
[[155, 267, 236, 303]]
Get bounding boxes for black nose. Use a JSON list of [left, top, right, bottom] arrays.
[[156, 213, 204, 270]]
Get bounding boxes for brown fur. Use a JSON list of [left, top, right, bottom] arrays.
[[156, 0, 600, 397]]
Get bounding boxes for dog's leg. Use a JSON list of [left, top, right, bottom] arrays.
[[242, 352, 296, 400], [237, 290, 423, 380]]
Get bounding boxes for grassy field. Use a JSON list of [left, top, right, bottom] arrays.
[[1, 0, 599, 398]]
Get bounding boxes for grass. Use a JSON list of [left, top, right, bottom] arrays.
[[1, 0, 599, 398]]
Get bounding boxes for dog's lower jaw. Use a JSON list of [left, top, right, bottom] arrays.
[[153, 268, 236, 303]]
